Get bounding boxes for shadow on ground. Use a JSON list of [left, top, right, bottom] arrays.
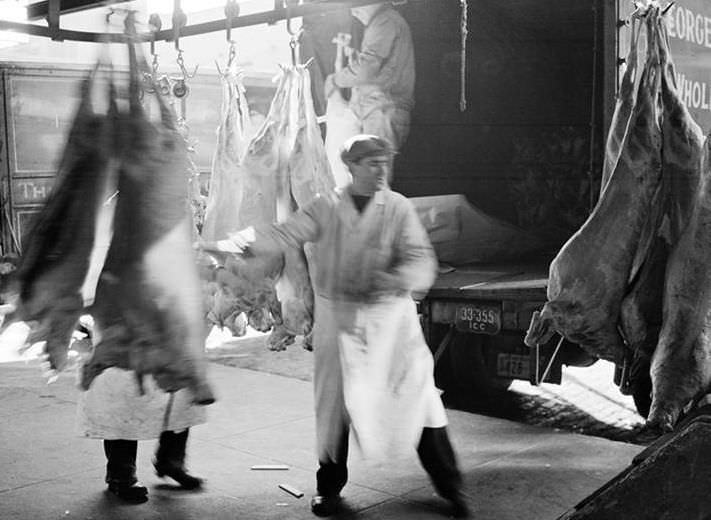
[[443, 389, 648, 445], [207, 333, 649, 446]]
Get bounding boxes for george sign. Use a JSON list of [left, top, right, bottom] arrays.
[[619, 0, 711, 132]]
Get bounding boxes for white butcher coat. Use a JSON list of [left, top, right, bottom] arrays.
[[76, 367, 207, 440], [257, 187, 447, 460]]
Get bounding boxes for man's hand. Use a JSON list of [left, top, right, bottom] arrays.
[[371, 271, 402, 294]]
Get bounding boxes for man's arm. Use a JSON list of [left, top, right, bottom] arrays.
[[332, 14, 398, 89], [381, 201, 437, 294]]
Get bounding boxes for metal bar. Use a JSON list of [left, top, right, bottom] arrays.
[[433, 325, 456, 366], [539, 335, 565, 384], [48, 0, 61, 41], [14, 0, 399, 43], [27, 0, 127, 21]]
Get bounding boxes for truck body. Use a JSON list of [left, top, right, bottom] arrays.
[[386, 0, 711, 403]]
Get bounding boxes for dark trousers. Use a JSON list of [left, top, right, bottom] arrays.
[[104, 429, 190, 485], [316, 426, 463, 499]]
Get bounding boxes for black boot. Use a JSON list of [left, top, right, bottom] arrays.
[[104, 440, 148, 504], [417, 427, 471, 518], [154, 429, 204, 490]]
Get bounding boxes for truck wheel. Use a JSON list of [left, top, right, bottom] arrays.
[[448, 332, 513, 394]]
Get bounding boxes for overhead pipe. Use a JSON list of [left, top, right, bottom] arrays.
[[14, 0, 407, 43]]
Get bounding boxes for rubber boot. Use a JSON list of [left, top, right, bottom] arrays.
[[104, 439, 148, 503], [153, 429, 204, 490]]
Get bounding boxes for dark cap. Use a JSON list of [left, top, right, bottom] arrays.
[[340, 134, 397, 163]]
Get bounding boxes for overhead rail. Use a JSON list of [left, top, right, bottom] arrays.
[[12, 0, 403, 43]]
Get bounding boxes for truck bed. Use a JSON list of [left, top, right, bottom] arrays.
[[426, 260, 550, 301]]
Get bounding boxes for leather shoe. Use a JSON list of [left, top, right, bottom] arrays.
[[446, 492, 471, 518], [154, 461, 204, 490], [310, 494, 342, 517], [107, 481, 148, 503]]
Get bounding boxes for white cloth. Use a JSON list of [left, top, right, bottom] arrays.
[[324, 90, 359, 189], [76, 367, 207, 440], [314, 294, 447, 461]]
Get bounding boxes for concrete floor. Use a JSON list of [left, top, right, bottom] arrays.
[[0, 359, 643, 520]]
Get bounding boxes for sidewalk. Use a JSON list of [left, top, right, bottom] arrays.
[[0, 359, 642, 520]]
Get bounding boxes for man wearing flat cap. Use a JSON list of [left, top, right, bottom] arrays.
[[207, 135, 469, 518]]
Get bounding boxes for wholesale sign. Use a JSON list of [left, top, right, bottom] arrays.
[[619, 0, 711, 132]]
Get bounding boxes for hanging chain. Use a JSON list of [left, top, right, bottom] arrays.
[[228, 41, 237, 67], [459, 0, 468, 112], [289, 36, 298, 66]]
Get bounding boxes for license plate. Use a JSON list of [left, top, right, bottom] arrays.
[[496, 353, 530, 378], [454, 303, 501, 335]]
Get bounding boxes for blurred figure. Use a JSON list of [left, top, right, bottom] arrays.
[[75, 318, 206, 504], [324, 3, 415, 151], [208, 135, 469, 518]]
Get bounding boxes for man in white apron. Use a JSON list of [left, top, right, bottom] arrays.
[[324, 3, 415, 151], [72, 318, 208, 503], [218, 135, 469, 518]]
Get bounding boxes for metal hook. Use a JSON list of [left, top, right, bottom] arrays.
[[172, 0, 187, 52], [176, 49, 199, 80], [225, 0, 240, 43], [285, 2, 302, 66]]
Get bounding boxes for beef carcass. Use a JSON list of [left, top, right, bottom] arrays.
[[524, 10, 663, 362], [0, 71, 115, 371], [645, 15, 711, 429], [221, 64, 332, 350], [81, 42, 215, 405], [618, 12, 704, 403], [202, 67, 252, 241], [599, 11, 643, 195], [648, 132, 711, 432]]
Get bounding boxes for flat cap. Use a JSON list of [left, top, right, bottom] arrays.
[[340, 134, 397, 163]]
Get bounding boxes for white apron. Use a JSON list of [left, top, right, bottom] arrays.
[[324, 89, 359, 189], [76, 367, 207, 440], [314, 294, 447, 462]]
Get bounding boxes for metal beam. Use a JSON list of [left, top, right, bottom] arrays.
[[7, 0, 399, 44], [27, 0, 129, 21]]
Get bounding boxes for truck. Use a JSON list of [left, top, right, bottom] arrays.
[[371, 0, 711, 416]]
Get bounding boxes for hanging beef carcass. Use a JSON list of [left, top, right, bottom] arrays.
[[202, 67, 253, 241], [207, 63, 334, 350], [599, 11, 643, 195], [80, 42, 215, 405], [0, 70, 115, 371], [524, 10, 663, 362], [618, 13, 704, 405], [196, 66, 274, 336], [247, 65, 317, 350], [648, 132, 711, 432]]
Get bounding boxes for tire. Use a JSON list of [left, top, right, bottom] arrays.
[[448, 332, 513, 394]]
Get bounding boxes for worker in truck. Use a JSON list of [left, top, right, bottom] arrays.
[[324, 2, 415, 152], [203, 135, 469, 518]]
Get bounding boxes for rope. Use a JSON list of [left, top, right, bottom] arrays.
[[2, 204, 21, 253], [459, 0, 468, 112]]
